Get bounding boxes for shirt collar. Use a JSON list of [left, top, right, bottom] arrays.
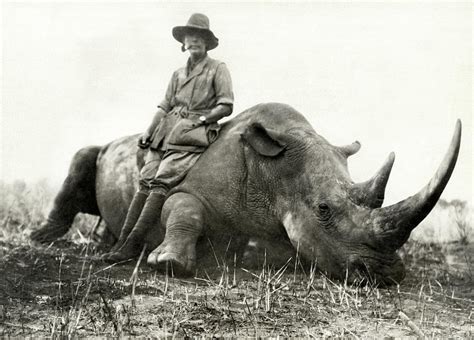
[[186, 54, 208, 76]]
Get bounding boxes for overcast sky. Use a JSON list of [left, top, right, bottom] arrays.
[[1, 1, 472, 205]]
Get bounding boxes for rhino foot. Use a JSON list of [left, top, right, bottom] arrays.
[[148, 192, 204, 277], [147, 243, 196, 278], [30, 222, 70, 244]]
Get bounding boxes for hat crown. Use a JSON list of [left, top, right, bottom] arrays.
[[186, 13, 210, 30]]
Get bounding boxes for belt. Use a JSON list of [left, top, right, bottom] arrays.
[[171, 106, 211, 118]]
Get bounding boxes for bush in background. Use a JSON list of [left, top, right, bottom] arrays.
[[413, 198, 473, 244]]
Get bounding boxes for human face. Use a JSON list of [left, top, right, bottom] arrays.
[[183, 33, 207, 60]]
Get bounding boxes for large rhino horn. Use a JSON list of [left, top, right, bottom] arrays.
[[350, 152, 395, 208], [369, 120, 462, 250]]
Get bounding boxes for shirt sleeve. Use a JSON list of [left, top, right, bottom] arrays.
[[157, 72, 176, 112], [214, 63, 234, 110]]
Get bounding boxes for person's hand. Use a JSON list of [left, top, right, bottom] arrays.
[[141, 131, 151, 143], [138, 131, 151, 148]]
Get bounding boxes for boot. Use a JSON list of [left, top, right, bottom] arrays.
[[105, 191, 166, 263], [101, 190, 149, 261]]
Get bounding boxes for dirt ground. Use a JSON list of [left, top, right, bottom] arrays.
[[0, 236, 472, 338]]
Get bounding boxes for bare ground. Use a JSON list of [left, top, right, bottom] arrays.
[[0, 237, 472, 338]]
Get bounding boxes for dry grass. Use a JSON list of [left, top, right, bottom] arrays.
[[0, 180, 473, 337]]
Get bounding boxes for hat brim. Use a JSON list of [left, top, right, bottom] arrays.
[[172, 26, 219, 50]]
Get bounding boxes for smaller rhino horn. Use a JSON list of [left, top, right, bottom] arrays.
[[349, 152, 395, 208]]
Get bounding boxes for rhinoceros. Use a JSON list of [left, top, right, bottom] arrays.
[[31, 103, 462, 284]]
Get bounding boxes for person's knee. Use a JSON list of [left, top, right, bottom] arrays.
[[137, 183, 151, 194], [138, 178, 168, 196], [150, 186, 168, 196]]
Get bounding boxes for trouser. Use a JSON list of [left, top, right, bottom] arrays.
[[139, 149, 202, 193]]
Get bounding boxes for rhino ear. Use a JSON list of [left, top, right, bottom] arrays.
[[241, 122, 287, 157]]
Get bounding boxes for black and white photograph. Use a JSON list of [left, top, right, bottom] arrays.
[[1, 1, 472, 337]]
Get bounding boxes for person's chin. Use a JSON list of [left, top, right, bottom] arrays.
[[190, 50, 204, 57]]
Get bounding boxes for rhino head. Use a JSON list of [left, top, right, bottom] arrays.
[[240, 108, 461, 285]]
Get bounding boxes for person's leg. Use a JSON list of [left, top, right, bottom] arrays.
[[105, 189, 167, 262], [106, 151, 201, 262], [101, 189, 149, 259], [102, 149, 162, 261], [148, 151, 202, 190]]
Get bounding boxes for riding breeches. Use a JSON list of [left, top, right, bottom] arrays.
[[138, 149, 201, 194]]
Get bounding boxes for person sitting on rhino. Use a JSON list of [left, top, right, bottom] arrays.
[[102, 13, 234, 263]]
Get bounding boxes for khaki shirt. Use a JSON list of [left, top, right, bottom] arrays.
[[150, 55, 234, 152]]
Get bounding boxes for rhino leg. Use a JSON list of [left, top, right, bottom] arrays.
[[31, 146, 101, 243], [147, 192, 204, 276]]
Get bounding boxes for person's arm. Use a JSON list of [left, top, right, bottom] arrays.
[[199, 63, 234, 125], [200, 104, 232, 124], [140, 72, 176, 144], [140, 108, 167, 144]]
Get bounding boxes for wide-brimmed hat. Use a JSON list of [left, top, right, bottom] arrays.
[[172, 13, 219, 51]]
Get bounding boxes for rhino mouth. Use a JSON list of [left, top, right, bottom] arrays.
[[308, 243, 405, 286], [346, 254, 406, 286]]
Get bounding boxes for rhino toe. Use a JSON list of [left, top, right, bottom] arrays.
[[147, 250, 195, 277]]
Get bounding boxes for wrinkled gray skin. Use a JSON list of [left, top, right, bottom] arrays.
[[31, 103, 462, 285]]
